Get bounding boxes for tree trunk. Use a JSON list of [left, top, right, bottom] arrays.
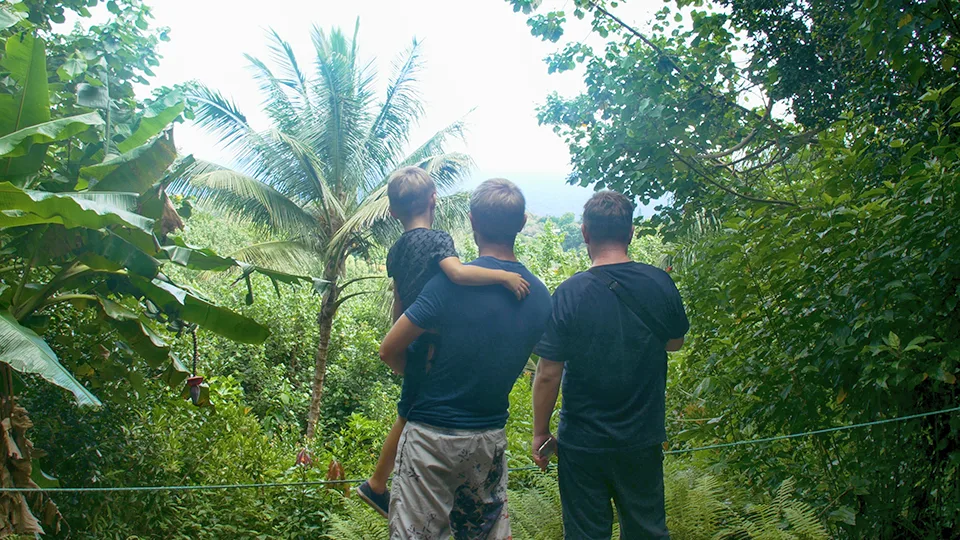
[[305, 264, 341, 439]]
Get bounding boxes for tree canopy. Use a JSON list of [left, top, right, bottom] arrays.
[[172, 22, 474, 437], [510, 0, 960, 534]]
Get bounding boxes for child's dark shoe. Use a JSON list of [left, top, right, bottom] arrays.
[[357, 481, 390, 518]]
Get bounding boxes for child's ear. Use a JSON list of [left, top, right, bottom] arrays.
[[429, 192, 437, 207]]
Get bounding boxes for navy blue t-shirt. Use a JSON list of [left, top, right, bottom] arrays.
[[404, 256, 551, 430], [534, 262, 689, 452]]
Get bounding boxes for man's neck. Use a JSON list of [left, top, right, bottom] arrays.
[[401, 215, 432, 232], [589, 243, 631, 267], [478, 243, 518, 262]]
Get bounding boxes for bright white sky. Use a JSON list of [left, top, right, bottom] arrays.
[[140, 0, 662, 216]]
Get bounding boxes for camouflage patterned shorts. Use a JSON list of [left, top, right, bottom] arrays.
[[389, 422, 511, 540]]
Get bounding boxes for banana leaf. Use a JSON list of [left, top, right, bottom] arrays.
[[0, 34, 52, 178], [158, 237, 325, 294], [0, 34, 49, 134], [124, 275, 270, 344], [0, 6, 26, 30], [82, 230, 161, 278], [80, 134, 177, 194], [0, 182, 155, 236], [0, 112, 104, 158], [116, 100, 185, 154], [96, 297, 170, 368], [160, 353, 190, 387], [0, 310, 101, 407]]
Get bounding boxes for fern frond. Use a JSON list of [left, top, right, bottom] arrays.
[[324, 496, 390, 540]]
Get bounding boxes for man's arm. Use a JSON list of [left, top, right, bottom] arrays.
[[666, 337, 684, 352], [438, 257, 530, 300], [379, 315, 426, 375], [532, 357, 564, 471], [391, 285, 403, 323]]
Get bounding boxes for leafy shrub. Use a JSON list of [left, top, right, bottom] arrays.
[[326, 462, 828, 540]]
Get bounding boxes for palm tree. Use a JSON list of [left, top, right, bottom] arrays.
[[172, 21, 473, 438]]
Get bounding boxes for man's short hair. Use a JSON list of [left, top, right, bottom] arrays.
[[387, 166, 436, 221], [470, 178, 526, 245], [583, 190, 636, 245]]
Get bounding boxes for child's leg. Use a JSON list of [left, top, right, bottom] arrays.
[[368, 416, 407, 494]]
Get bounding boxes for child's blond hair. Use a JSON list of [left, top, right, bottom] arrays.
[[387, 166, 436, 221]]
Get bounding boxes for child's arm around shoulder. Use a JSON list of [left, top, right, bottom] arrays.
[[438, 256, 530, 300]]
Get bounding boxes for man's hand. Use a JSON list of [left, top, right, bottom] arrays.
[[532, 357, 563, 472], [532, 433, 555, 471], [502, 272, 530, 300], [379, 315, 427, 375]]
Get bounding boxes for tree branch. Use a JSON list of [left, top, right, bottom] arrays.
[[671, 150, 799, 207], [334, 290, 377, 309], [583, 0, 787, 135], [40, 294, 99, 309], [698, 98, 773, 160], [338, 275, 386, 290], [13, 262, 92, 320]]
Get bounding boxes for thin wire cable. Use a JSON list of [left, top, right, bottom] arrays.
[[2, 405, 956, 493], [663, 405, 960, 456]]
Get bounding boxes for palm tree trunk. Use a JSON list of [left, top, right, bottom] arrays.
[[305, 263, 341, 439]]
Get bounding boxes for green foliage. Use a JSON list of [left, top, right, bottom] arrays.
[[510, 0, 960, 535], [517, 220, 588, 292], [0, 18, 315, 534], [170, 23, 475, 437], [325, 463, 828, 540], [0, 309, 99, 406], [24, 377, 341, 539], [670, 117, 960, 534], [522, 212, 584, 251], [507, 471, 565, 540], [18, 209, 404, 536], [325, 496, 391, 540], [666, 470, 828, 540]]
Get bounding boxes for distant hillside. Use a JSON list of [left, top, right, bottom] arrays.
[[459, 171, 661, 218], [521, 212, 584, 250]]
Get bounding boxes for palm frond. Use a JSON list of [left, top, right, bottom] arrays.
[[365, 39, 425, 183], [245, 54, 302, 133], [433, 191, 471, 235], [188, 84, 256, 153], [310, 22, 377, 197], [325, 182, 390, 259], [416, 152, 475, 193], [379, 118, 473, 197], [228, 240, 321, 275], [265, 28, 311, 108], [186, 84, 278, 181], [398, 117, 469, 169], [170, 161, 318, 235], [272, 129, 346, 224]]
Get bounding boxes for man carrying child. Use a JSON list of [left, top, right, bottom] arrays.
[[377, 177, 551, 539], [357, 168, 533, 526]]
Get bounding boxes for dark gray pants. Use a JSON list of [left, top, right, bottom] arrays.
[[558, 444, 669, 540]]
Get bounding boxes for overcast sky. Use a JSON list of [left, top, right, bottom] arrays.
[[138, 0, 662, 216]]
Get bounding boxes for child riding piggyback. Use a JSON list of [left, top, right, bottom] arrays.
[[357, 166, 530, 517]]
